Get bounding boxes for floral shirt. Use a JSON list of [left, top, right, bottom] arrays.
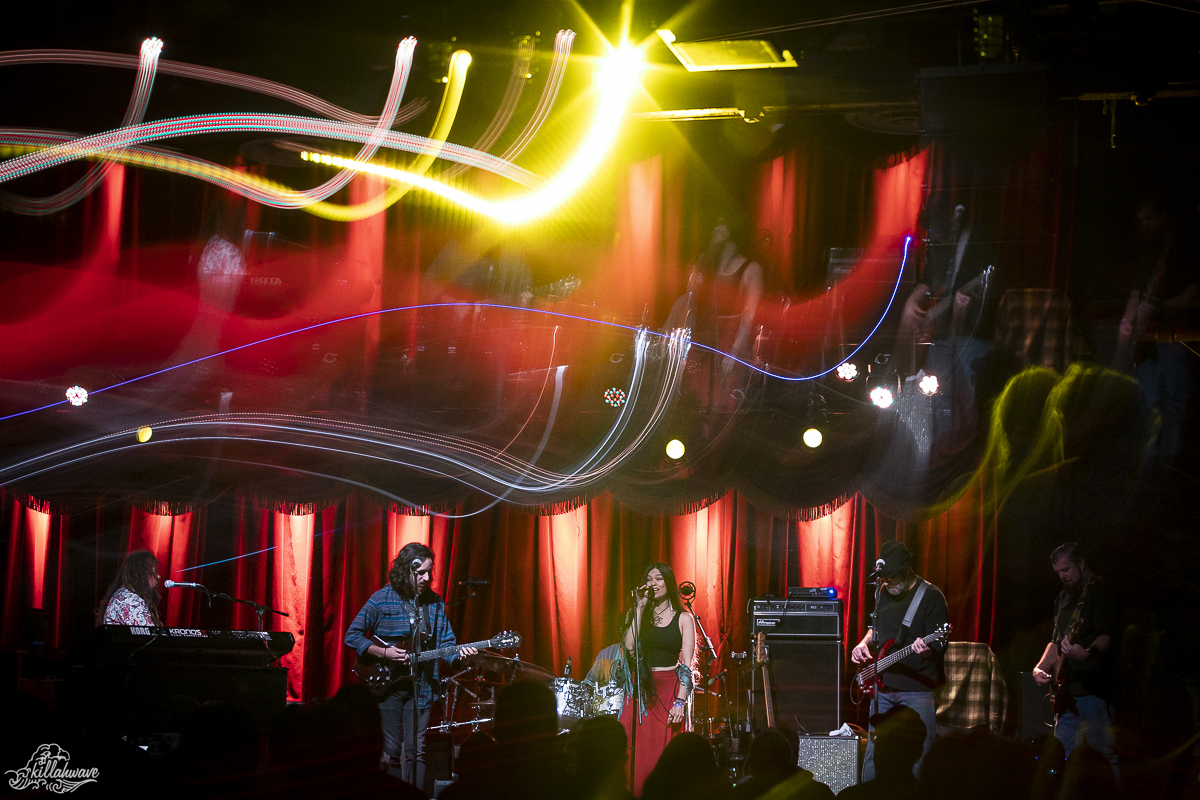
[[103, 587, 158, 626]]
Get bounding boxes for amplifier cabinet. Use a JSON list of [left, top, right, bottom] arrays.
[[753, 639, 842, 734], [750, 599, 843, 639], [796, 735, 860, 795]]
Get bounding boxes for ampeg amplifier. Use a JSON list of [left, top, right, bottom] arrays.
[[750, 598, 843, 639]]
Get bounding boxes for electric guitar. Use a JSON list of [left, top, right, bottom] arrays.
[[354, 630, 521, 699], [754, 631, 775, 729], [1051, 617, 1084, 716], [851, 623, 952, 703]]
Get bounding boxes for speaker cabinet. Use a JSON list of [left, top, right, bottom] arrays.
[[796, 735, 860, 795], [755, 639, 842, 734]]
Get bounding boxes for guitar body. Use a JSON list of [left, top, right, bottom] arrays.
[[850, 623, 952, 705], [1050, 617, 1084, 717], [850, 638, 895, 704], [354, 630, 521, 700]]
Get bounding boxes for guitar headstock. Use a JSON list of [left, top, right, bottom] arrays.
[[490, 630, 522, 649], [754, 631, 769, 663]]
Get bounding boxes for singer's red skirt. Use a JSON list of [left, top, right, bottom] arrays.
[[619, 669, 685, 795]]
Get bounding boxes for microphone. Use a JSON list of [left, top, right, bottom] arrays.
[[458, 578, 490, 587], [411, 558, 424, 570], [630, 585, 653, 598], [867, 558, 887, 581], [163, 579, 205, 589], [706, 669, 727, 687]]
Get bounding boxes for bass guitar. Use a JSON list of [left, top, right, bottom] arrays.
[[851, 623, 952, 704], [354, 630, 521, 700], [1051, 616, 1084, 716]]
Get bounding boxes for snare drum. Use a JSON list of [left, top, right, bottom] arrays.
[[591, 680, 625, 717], [551, 678, 592, 728]]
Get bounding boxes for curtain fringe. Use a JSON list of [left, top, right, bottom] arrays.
[[13, 491, 67, 515], [134, 497, 200, 517], [389, 500, 457, 517], [253, 494, 346, 516]]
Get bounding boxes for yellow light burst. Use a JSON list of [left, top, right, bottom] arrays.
[[302, 44, 644, 225]]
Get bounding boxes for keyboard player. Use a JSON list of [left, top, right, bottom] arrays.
[[97, 550, 164, 627]]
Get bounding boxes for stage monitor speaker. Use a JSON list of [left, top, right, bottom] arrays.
[[796, 735, 860, 795], [754, 638, 842, 734], [1018, 671, 1054, 741]]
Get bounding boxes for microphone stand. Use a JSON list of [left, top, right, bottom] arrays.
[[869, 574, 883, 772], [685, 597, 718, 737], [210, 592, 289, 632], [628, 590, 647, 796], [409, 568, 424, 789]]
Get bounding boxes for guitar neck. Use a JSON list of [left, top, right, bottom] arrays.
[[874, 631, 943, 672], [413, 638, 493, 664]]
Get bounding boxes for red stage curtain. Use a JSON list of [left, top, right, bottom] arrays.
[[127, 507, 207, 627]]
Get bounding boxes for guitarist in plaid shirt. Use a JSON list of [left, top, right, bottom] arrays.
[[345, 543, 479, 788], [1032, 542, 1120, 783]]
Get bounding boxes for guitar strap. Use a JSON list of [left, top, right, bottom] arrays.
[[1055, 578, 1092, 644], [897, 580, 930, 647]]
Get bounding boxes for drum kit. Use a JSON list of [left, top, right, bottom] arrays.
[[430, 652, 627, 737]]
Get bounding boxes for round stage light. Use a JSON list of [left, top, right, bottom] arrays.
[[665, 439, 686, 460], [869, 386, 894, 409], [604, 387, 627, 407], [836, 363, 858, 381], [65, 385, 88, 407], [802, 428, 823, 448], [137, 427, 153, 443], [918, 374, 939, 396]]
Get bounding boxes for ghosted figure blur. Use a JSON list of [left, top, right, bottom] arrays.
[[641, 731, 731, 800]]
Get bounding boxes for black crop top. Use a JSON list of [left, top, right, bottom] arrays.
[[642, 611, 684, 667]]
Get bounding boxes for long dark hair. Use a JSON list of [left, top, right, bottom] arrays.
[[629, 562, 685, 704], [97, 549, 163, 626], [389, 542, 435, 599]]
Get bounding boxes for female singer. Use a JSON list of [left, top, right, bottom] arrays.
[[97, 549, 165, 626], [620, 562, 697, 794]]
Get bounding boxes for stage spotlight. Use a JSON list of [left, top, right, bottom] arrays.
[[65, 386, 88, 406], [918, 374, 939, 396], [666, 439, 686, 460], [869, 386, 894, 409], [604, 387, 627, 407], [836, 362, 858, 381], [803, 428, 823, 448], [137, 427, 153, 443]]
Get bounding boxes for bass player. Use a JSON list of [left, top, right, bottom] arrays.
[[1032, 542, 1120, 783], [850, 541, 949, 781], [345, 543, 479, 789]]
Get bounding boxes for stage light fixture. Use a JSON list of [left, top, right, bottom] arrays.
[[802, 428, 823, 448], [666, 439, 686, 460], [137, 427, 153, 442], [604, 387, 627, 407], [918, 374, 939, 396], [65, 386, 88, 406], [656, 29, 798, 72], [836, 362, 858, 381], [869, 386, 894, 409]]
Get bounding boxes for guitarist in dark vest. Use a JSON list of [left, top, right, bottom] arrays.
[[1032, 542, 1120, 783], [344, 543, 479, 788], [850, 541, 949, 782]]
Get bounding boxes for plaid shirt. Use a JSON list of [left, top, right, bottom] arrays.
[[935, 641, 1008, 734], [994, 289, 1076, 370], [345, 584, 460, 698]]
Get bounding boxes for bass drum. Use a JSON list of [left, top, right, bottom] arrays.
[[591, 680, 625, 718], [551, 678, 593, 729]]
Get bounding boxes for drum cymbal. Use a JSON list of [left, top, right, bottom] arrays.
[[468, 653, 555, 684]]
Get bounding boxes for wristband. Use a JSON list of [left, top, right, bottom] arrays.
[[672, 699, 685, 708]]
